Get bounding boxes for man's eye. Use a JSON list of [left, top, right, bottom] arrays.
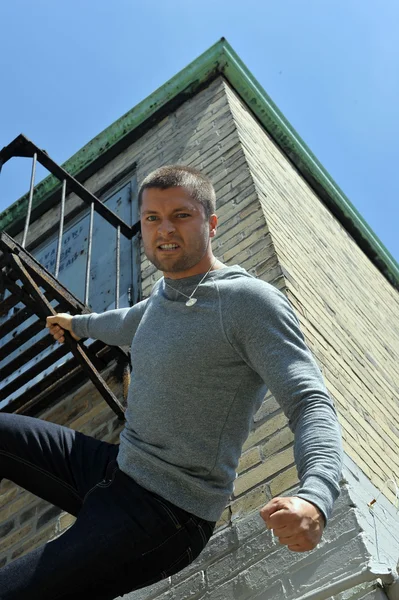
[[176, 213, 190, 218], [146, 215, 158, 222]]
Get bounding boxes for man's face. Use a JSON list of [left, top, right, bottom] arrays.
[[140, 186, 217, 279]]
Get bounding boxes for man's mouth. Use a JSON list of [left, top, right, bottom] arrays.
[[157, 243, 180, 251]]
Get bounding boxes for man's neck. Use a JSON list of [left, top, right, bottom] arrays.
[[163, 256, 225, 280]]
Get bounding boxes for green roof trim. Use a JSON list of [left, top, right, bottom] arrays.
[[1, 38, 398, 289]]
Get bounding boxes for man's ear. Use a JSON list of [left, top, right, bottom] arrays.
[[209, 214, 218, 238]]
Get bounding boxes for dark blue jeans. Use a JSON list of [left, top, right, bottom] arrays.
[[0, 413, 215, 599]]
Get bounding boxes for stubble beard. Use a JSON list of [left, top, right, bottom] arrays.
[[151, 253, 197, 273], [146, 232, 210, 274]]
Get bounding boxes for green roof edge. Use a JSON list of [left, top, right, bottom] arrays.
[[1, 37, 398, 288]]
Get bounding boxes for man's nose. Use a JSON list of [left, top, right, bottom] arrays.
[[157, 219, 175, 235]]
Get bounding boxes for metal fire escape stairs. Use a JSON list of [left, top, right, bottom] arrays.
[[0, 134, 141, 420]]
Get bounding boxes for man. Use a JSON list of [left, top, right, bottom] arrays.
[[0, 166, 343, 599]]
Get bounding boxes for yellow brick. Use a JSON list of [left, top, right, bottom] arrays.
[[0, 486, 19, 509], [371, 412, 399, 448], [339, 416, 359, 444], [0, 524, 32, 554], [237, 447, 262, 474], [223, 226, 268, 262], [261, 427, 294, 458], [41, 393, 90, 424], [269, 466, 299, 497], [343, 440, 372, 479], [10, 522, 57, 560], [0, 495, 35, 522], [357, 437, 392, 477], [0, 479, 15, 492], [253, 393, 279, 422], [231, 484, 269, 518], [234, 447, 294, 497], [242, 412, 288, 452], [347, 438, 380, 475], [215, 507, 231, 531], [348, 406, 384, 450], [68, 402, 109, 431], [324, 381, 348, 412], [382, 440, 399, 470], [58, 513, 76, 532]]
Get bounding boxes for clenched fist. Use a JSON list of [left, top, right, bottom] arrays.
[[46, 313, 81, 343], [260, 496, 324, 552]]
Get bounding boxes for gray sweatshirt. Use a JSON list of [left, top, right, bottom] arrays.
[[72, 265, 343, 522]]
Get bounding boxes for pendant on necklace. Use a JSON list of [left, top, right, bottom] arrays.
[[185, 298, 197, 307]]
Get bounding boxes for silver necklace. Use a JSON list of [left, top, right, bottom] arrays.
[[164, 258, 217, 307]]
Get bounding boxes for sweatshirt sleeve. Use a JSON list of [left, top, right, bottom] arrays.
[[224, 279, 343, 522], [71, 298, 149, 347]]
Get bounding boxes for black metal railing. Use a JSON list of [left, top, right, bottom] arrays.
[[0, 134, 140, 417], [0, 134, 141, 309]]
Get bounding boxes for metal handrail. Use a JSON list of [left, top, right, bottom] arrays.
[[0, 134, 141, 309]]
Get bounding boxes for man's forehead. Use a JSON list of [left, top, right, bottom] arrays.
[[141, 187, 201, 212]]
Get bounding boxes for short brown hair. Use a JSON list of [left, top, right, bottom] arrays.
[[138, 165, 216, 218]]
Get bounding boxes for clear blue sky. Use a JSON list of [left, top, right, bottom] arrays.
[[1, 0, 398, 262]]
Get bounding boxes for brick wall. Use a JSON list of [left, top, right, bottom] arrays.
[[224, 81, 399, 508], [2, 75, 398, 598]]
